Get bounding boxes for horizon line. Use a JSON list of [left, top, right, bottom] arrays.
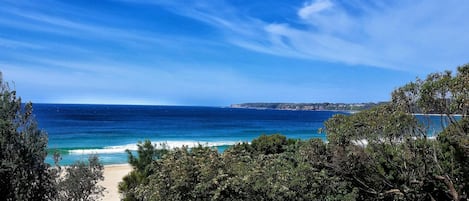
[[25, 101, 388, 107]]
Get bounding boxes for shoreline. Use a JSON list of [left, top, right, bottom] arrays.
[[231, 106, 357, 113], [100, 163, 132, 201], [412, 113, 463, 117]]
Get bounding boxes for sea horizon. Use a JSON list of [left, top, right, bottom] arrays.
[[33, 103, 345, 165]]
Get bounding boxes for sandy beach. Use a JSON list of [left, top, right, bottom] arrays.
[[100, 164, 132, 201]]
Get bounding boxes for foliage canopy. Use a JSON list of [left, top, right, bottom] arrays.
[[0, 73, 105, 201], [120, 64, 469, 201]]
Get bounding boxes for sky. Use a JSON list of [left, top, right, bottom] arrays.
[[1, 0, 468, 106]]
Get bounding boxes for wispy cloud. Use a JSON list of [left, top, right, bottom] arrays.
[[0, 37, 43, 49], [298, 0, 333, 19], [118, 0, 265, 39], [2, 0, 466, 105], [124, 0, 469, 72], [0, 3, 221, 53], [1, 10, 161, 46]]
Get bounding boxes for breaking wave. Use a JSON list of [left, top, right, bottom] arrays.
[[66, 141, 240, 155]]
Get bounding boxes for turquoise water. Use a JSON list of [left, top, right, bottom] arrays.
[[33, 104, 345, 165]]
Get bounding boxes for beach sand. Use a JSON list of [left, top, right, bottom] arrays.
[[100, 164, 132, 201]]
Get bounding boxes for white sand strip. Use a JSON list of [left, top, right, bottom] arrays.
[[100, 164, 132, 201]]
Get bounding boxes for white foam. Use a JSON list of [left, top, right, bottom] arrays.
[[68, 140, 240, 155]]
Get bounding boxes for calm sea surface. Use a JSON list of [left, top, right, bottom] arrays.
[[33, 104, 346, 165]]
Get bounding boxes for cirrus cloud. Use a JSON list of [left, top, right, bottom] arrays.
[[126, 0, 469, 72]]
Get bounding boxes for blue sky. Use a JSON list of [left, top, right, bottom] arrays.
[[1, 0, 468, 106]]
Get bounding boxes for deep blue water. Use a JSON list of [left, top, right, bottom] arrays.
[[33, 104, 347, 165]]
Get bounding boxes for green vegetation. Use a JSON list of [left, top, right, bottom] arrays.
[[1, 63, 468, 201], [231, 102, 386, 111], [0, 74, 56, 200], [0, 73, 104, 201], [120, 138, 358, 201], [119, 140, 168, 201], [55, 155, 104, 201], [121, 64, 469, 201]]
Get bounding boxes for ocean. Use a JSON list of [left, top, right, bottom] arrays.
[[33, 104, 347, 165]]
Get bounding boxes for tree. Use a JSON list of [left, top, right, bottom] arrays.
[[391, 64, 469, 200], [120, 136, 358, 201], [0, 73, 56, 201], [117, 65, 468, 201], [56, 155, 105, 201], [0, 72, 105, 201], [324, 64, 469, 200], [250, 133, 296, 155], [119, 140, 168, 201]]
